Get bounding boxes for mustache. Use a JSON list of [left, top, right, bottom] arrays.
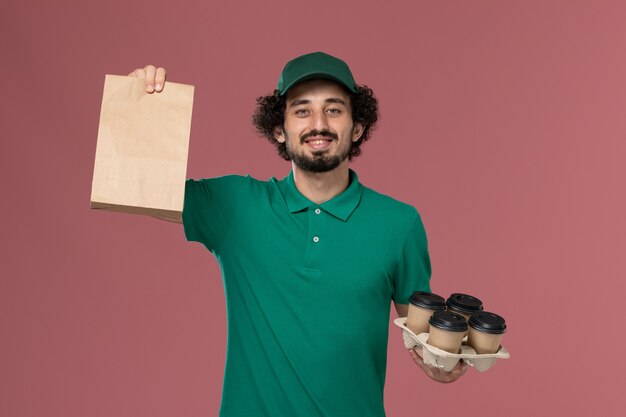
[[300, 130, 338, 143]]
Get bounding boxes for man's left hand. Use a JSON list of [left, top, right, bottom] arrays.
[[408, 348, 468, 383]]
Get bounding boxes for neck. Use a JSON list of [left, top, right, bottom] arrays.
[[291, 161, 351, 204]]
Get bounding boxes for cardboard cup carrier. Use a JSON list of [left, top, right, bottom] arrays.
[[394, 315, 510, 372]]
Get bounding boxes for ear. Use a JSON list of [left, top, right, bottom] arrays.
[[352, 123, 364, 142], [274, 126, 286, 143]]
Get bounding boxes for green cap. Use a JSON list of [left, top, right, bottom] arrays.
[[277, 52, 356, 96]]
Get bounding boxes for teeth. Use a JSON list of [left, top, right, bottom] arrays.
[[309, 140, 327, 145]]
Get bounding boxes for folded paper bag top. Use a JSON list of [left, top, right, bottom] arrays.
[[90, 75, 195, 222]]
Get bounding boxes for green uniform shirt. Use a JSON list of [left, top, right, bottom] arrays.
[[183, 170, 431, 417]]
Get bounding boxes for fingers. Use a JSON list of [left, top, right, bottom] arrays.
[[408, 347, 424, 364], [144, 65, 157, 92], [409, 348, 468, 383], [155, 67, 166, 92], [430, 360, 467, 383], [448, 359, 468, 380], [413, 347, 423, 358], [128, 67, 146, 78], [127, 65, 167, 93], [409, 349, 433, 375]]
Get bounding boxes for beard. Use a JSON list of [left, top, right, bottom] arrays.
[[284, 129, 353, 173]]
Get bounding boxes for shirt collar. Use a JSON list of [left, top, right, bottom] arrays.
[[284, 169, 362, 221]]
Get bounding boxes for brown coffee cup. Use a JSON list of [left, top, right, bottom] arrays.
[[406, 291, 446, 335], [446, 293, 484, 336], [445, 293, 484, 320], [427, 310, 468, 354], [467, 311, 507, 354]]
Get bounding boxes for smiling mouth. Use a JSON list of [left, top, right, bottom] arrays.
[[301, 130, 338, 143], [305, 138, 333, 145], [304, 137, 334, 151]]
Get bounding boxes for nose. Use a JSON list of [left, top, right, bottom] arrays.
[[311, 110, 329, 131]]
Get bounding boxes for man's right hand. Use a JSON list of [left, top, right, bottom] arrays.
[[128, 65, 167, 93]]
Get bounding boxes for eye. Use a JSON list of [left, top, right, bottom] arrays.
[[294, 108, 309, 117], [326, 108, 342, 115]]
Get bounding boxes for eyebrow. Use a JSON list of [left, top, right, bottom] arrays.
[[288, 97, 347, 108]]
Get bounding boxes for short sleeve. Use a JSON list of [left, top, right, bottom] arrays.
[[182, 175, 248, 253], [392, 213, 432, 304]]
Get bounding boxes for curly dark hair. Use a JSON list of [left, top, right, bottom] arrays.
[[252, 84, 379, 161]]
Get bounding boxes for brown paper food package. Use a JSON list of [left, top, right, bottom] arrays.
[[90, 75, 195, 222]]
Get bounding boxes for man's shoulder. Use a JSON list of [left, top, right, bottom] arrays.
[[359, 183, 419, 218], [185, 174, 284, 203], [187, 174, 280, 188], [356, 184, 427, 242]]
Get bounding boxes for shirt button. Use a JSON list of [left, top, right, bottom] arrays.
[[315, 208, 321, 215], [313, 236, 319, 243]]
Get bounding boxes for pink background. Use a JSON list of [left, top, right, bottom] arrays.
[[2, 0, 624, 416]]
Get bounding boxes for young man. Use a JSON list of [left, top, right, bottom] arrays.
[[129, 52, 466, 417]]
